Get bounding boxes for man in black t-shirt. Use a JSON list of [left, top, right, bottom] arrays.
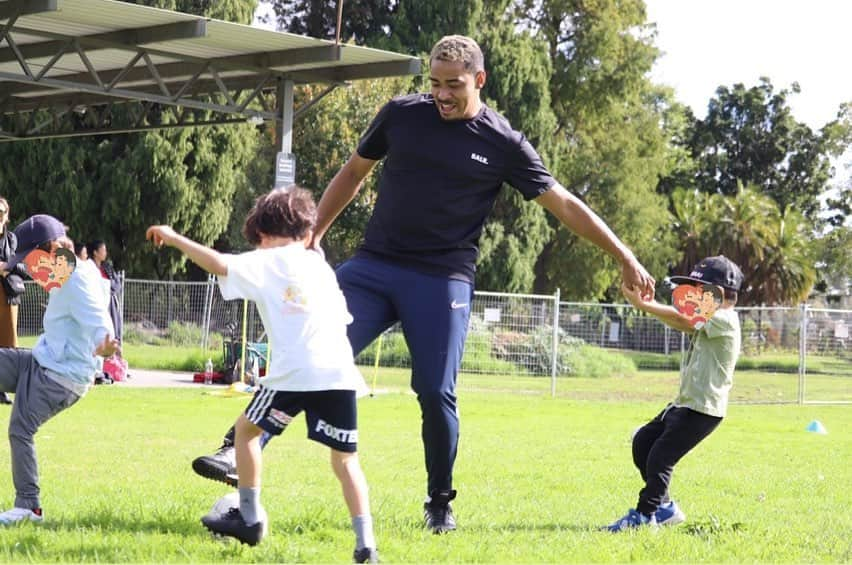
[[193, 35, 655, 536]]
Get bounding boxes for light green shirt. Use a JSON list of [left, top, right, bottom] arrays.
[[675, 307, 741, 417]]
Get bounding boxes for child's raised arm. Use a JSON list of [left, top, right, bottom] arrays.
[[621, 283, 695, 334], [146, 225, 228, 277]]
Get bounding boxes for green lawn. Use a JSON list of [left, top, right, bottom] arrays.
[[0, 385, 849, 563], [364, 366, 851, 404]]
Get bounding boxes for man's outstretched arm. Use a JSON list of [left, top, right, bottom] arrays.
[[535, 184, 655, 299]]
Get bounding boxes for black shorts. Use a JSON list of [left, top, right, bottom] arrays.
[[244, 387, 359, 453]]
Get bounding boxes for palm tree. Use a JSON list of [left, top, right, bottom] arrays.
[[754, 206, 817, 305], [670, 187, 716, 274], [669, 183, 816, 305]]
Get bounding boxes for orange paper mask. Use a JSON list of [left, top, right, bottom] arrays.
[[672, 284, 722, 329], [23, 248, 76, 292]]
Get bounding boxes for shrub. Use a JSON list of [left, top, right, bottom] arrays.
[[122, 321, 165, 346], [524, 327, 638, 378], [356, 327, 520, 375], [165, 321, 205, 347], [463, 331, 520, 375]]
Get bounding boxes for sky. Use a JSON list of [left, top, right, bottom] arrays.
[[644, 0, 852, 184]]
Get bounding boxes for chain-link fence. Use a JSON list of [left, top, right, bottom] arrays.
[[17, 278, 851, 403]]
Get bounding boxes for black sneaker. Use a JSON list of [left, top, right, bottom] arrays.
[[353, 547, 379, 563], [423, 489, 457, 534], [0, 392, 11, 405], [192, 445, 238, 487], [201, 507, 266, 546]]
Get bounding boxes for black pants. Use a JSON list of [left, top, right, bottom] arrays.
[[632, 405, 722, 516]]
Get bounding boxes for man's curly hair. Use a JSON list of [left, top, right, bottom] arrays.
[[430, 35, 484, 74]]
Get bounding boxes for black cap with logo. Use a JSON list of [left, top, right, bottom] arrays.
[[669, 255, 744, 291]]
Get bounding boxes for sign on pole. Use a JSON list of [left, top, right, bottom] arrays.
[[274, 152, 296, 189]]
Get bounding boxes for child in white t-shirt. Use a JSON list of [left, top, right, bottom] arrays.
[[146, 187, 377, 562]]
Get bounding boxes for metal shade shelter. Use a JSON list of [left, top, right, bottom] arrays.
[[0, 0, 421, 155]]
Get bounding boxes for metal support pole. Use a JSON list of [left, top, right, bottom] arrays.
[[201, 274, 214, 350], [118, 270, 125, 343], [551, 288, 561, 398], [335, 0, 344, 45], [240, 299, 249, 383], [798, 303, 808, 404], [167, 275, 173, 328], [207, 275, 216, 348], [273, 78, 296, 188], [200, 274, 210, 349]]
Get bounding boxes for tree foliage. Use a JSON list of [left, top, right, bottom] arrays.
[[0, 0, 260, 278], [669, 185, 816, 305], [129, 0, 257, 22], [674, 79, 850, 225], [259, 0, 391, 43], [0, 118, 258, 278], [5, 0, 845, 299], [519, 0, 676, 299], [815, 224, 852, 295]]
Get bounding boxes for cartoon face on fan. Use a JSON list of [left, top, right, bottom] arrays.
[[672, 283, 722, 329], [23, 248, 76, 292]]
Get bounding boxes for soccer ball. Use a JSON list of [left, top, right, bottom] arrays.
[[204, 491, 269, 524], [207, 491, 240, 520]]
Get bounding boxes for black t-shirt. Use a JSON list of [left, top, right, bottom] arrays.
[[356, 93, 556, 282]]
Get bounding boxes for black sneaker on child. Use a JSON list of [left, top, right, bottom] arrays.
[[192, 444, 238, 487], [201, 507, 266, 546], [0, 392, 11, 405], [423, 489, 457, 534], [353, 547, 379, 563]]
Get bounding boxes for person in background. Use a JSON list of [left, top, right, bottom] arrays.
[[0, 197, 27, 406], [76, 241, 114, 385], [74, 242, 88, 263], [86, 240, 122, 344]]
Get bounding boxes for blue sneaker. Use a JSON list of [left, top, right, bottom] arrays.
[[604, 509, 656, 532], [655, 500, 685, 526]]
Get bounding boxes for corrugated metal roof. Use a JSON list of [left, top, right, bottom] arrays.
[[0, 0, 421, 111]]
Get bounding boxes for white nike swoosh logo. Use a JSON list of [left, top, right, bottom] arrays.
[[450, 301, 468, 309]]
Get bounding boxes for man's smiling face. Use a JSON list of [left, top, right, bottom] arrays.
[[429, 58, 485, 121]]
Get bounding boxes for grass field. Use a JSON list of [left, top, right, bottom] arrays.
[[0, 373, 849, 563]]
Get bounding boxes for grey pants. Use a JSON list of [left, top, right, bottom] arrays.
[[0, 349, 81, 509]]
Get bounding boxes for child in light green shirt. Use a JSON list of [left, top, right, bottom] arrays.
[[605, 255, 743, 532]]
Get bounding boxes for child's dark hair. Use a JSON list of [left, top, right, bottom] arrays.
[[724, 289, 738, 303], [242, 186, 317, 246]]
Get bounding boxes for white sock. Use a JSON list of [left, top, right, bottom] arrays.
[[238, 487, 262, 525], [352, 514, 375, 549]]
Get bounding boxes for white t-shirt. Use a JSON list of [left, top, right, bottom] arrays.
[[218, 244, 367, 395]]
